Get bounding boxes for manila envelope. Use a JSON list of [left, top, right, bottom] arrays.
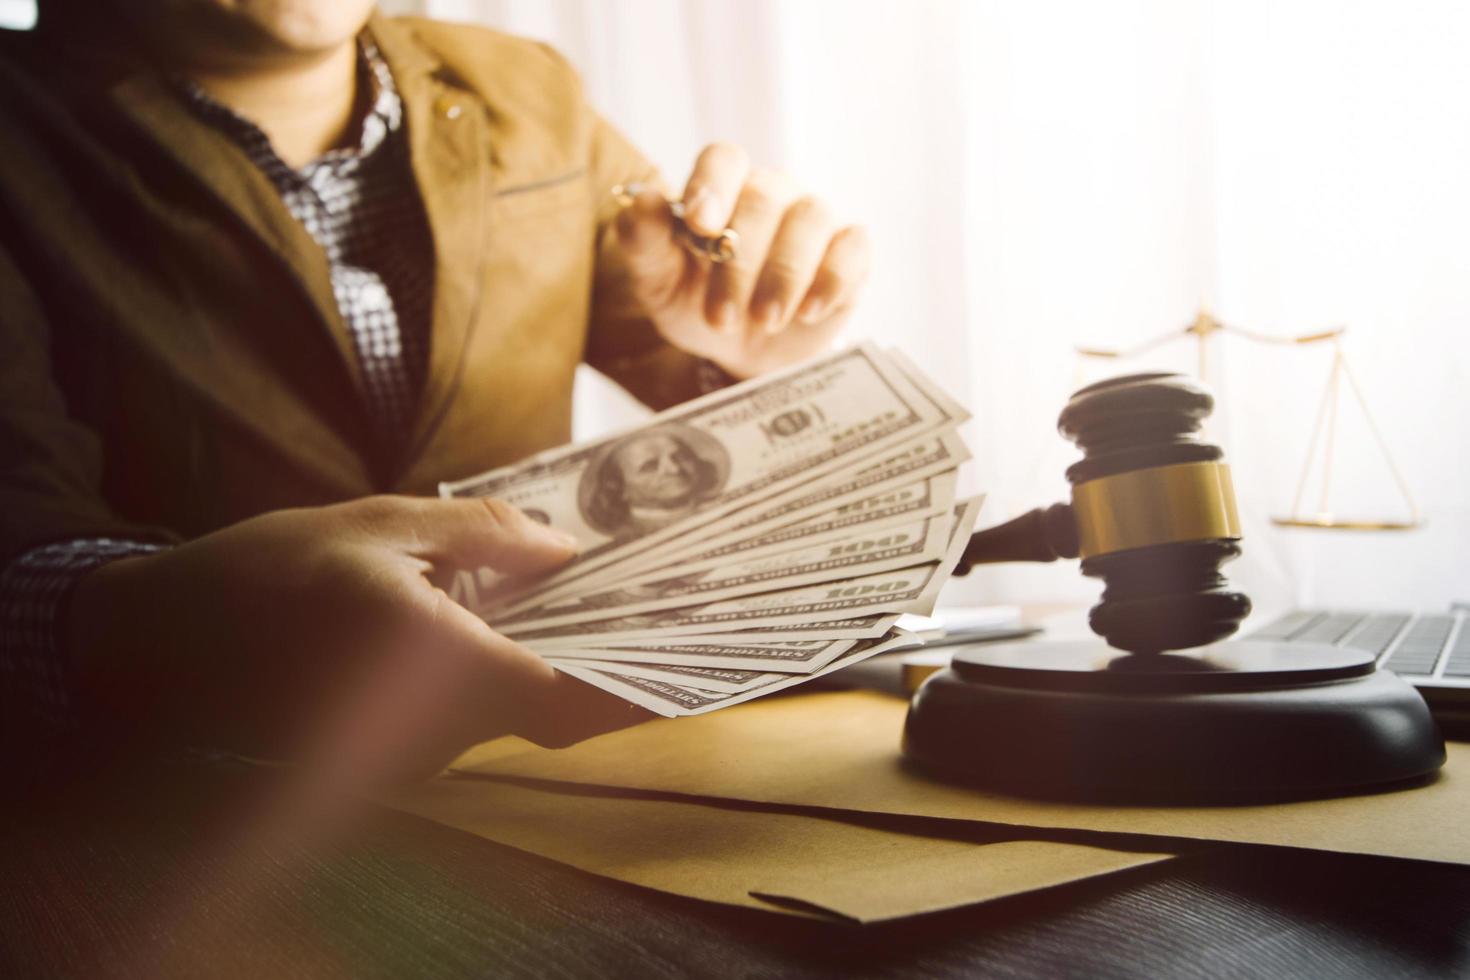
[[384, 774, 1177, 923], [452, 690, 1470, 867]]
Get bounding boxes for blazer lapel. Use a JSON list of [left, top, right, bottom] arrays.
[[102, 70, 373, 493], [372, 16, 493, 472], [105, 71, 367, 396], [103, 17, 499, 492]]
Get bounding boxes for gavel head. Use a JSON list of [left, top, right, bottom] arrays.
[[1058, 372, 1251, 655]]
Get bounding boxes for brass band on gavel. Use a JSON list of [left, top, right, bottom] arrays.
[[956, 372, 1251, 655], [1071, 461, 1241, 559]]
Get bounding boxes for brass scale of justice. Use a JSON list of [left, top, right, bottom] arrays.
[[902, 312, 1445, 803]]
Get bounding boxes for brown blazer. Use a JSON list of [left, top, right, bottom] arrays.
[[0, 13, 709, 565]]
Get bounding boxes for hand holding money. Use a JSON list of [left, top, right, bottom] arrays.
[[442, 345, 981, 720], [66, 495, 654, 780], [56, 345, 973, 778]]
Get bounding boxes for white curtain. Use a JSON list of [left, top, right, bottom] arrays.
[[383, 0, 1470, 613]]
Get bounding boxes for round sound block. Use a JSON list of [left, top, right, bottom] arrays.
[[902, 640, 1446, 803]]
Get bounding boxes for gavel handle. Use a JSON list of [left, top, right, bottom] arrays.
[[954, 503, 1080, 575]]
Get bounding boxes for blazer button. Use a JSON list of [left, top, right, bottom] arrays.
[[435, 95, 464, 120]]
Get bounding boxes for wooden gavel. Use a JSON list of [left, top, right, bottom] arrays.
[[955, 372, 1252, 655]]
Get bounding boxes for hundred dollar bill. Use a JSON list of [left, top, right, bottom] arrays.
[[501, 509, 955, 632], [614, 473, 960, 587], [667, 427, 968, 554], [505, 558, 954, 641], [885, 347, 972, 431], [530, 614, 902, 649], [542, 660, 783, 694], [552, 664, 777, 718], [508, 470, 958, 618], [506, 428, 969, 612], [505, 498, 982, 644], [555, 631, 914, 717], [540, 608, 905, 646], [540, 620, 899, 652], [441, 345, 967, 617], [523, 475, 957, 616], [534, 637, 858, 672]]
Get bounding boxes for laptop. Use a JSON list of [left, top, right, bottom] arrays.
[[1250, 608, 1470, 731]]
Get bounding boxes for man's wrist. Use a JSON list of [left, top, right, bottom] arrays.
[[66, 549, 175, 730], [0, 538, 170, 736]]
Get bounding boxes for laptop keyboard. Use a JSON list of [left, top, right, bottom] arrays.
[[1251, 610, 1470, 680]]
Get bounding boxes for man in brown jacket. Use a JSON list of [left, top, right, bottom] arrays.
[[0, 1, 868, 780]]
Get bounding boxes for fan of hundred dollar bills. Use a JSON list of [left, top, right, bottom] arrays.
[[440, 345, 980, 718]]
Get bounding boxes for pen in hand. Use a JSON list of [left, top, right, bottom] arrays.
[[611, 182, 740, 264]]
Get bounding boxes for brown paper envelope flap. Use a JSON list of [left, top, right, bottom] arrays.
[[745, 839, 1172, 923], [453, 690, 1470, 867], [383, 774, 1173, 923], [466, 771, 1193, 854]]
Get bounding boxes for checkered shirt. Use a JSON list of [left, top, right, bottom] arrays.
[[181, 38, 435, 446], [0, 38, 434, 734]]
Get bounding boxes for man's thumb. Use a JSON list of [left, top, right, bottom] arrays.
[[614, 189, 686, 306], [401, 496, 581, 576]]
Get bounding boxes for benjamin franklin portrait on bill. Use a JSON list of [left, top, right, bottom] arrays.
[[577, 424, 731, 539]]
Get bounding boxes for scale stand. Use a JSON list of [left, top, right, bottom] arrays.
[[1077, 311, 1421, 531]]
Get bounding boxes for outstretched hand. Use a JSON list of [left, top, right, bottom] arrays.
[[69, 496, 655, 782]]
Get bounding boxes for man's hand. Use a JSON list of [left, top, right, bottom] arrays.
[[613, 143, 870, 379], [68, 496, 654, 782]]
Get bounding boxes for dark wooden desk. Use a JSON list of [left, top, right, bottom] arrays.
[[4, 758, 1469, 980]]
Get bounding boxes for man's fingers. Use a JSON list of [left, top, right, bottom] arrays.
[[359, 495, 580, 576], [795, 224, 870, 325], [680, 142, 749, 236], [424, 594, 653, 750], [739, 225, 867, 374], [397, 588, 564, 758], [516, 672, 659, 749], [703, 168, 798, 331], [291, 579, 557, 782], [425, 586, 560, 738], [613, 187, 689, 310], [749, 196, 836, 336]]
